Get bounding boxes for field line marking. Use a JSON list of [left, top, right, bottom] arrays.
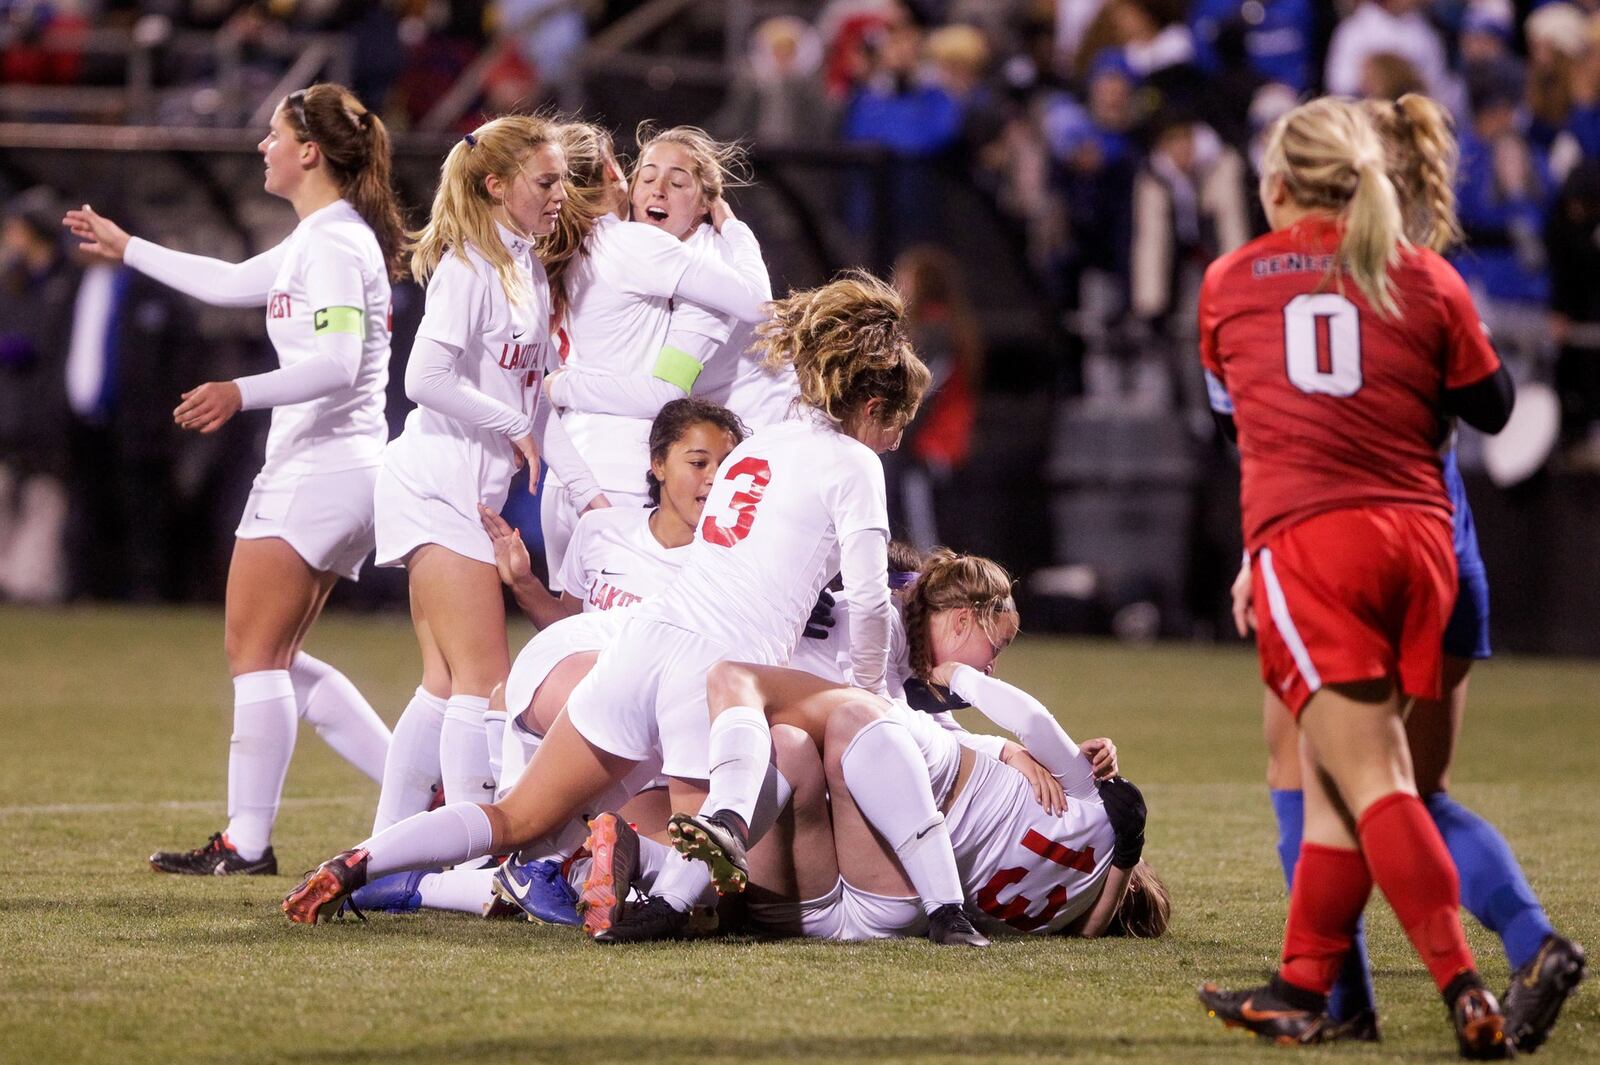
[[0, 797, 364, 818]]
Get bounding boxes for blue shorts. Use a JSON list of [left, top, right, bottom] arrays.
[[1442, 449, 1492, 660]]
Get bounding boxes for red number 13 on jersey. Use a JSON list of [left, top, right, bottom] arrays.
[[701, 457, 772, 547]]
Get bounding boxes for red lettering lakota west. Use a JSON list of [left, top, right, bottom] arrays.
[[498, 341, 539, 371]]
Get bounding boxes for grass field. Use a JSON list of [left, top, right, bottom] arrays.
[[1, 605, 1595, 1065]]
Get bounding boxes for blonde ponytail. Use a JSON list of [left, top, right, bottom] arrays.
[[1363, 93, 1461, 252], [1260, 97, 1405, 317]]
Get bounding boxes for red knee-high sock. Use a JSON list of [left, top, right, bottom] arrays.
[[1279, 842, 1372, 995], [1358, 791, 1477, 992]]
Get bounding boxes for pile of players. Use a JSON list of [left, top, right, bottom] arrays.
[[60, 80, 1583, 1060]]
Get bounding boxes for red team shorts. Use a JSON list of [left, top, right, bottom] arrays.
[[1251, 505, 1456, 717]]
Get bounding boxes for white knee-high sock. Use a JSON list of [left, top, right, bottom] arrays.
[[634, 835, 672, 892], [653, 849, 715, 912], [746, 764, 795, 843], [225, 670, 298, 861], [441, 695, 495, 804], [839, 717, 964, 913], [290, 652, 391, 783], [497, 717, 540, 799], [702, 706, 772, 834], [483, 709, 507, 789], [372, 688, 446, 834], [359, 802, 496, 878], [417, 867, 499, 914]]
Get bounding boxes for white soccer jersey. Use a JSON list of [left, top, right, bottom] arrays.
[[636, 415, 889, 665], [257, 199, 391, 480], [555, 215, 694, 493], [947, 754, 1117, 935], [556, 505, 689, 612], [384, 225, 549, 519], [682, 224, 798, 430], [787, 595, 912, 696]]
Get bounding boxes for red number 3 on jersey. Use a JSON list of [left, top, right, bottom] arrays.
[[701, 457, 772, 547]]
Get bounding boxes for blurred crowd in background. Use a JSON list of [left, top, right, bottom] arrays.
[[4, 1, 1600, 644]]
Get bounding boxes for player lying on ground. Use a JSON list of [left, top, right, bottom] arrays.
[[584, 661, 1167, 944]]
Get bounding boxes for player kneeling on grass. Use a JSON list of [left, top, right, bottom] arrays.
[[587, 661, 1167, 944]]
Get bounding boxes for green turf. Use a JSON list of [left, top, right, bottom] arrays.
[[1, 606, 1595, 1064]]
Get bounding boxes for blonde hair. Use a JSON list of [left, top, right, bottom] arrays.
[[1106, 860, 1171, 939], [631, 123, 749, 205], [1363, 93, 1460, 252], [902, 548, 1018, 684], [409, 113, 561, 303], [542, 120, 620, 311], [1260, 97, 1405, 316], [753, 271, 931, 430]]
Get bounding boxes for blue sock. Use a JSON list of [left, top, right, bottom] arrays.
[[1271, 788, 1374, 1020], [1269, 788, 1303, 885], [1425, 791, 1553, 970]]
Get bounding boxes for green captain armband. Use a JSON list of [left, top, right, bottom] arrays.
[[652, 345, 704, 392], [312, 306, 364, 336]]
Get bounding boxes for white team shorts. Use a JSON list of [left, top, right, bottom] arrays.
[[373, 463, 494, 568], [540, 482, 652, 593], [234, 465, 378, 581], [503, 617, 613, 719], [564, 616, 733, 778], [746, 876, 923, 941]]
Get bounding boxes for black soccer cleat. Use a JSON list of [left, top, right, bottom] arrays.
[[591, 895, 690, 945], [667, 811, 749, 895], [149, 832, 276, 876], [282, 848, 369, 925], [1198, 978, 1334, 1045], [926, 903, 990, 947], [1450, 982, 1512, 1060], [1504, 934, 1586, 1054], [1320, 1008, 1381, 1043]]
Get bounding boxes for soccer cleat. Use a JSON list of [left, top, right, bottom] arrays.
[[1503, 934, 1586, 1053], [346, 870, 425, 914], [580, 813, 639, 937], [149, 832, 276, 876], [1451, 984, 1512, 1060], [1198, 979, 1333, 1045], [1320, 1008, 1382, 1043], [925, 903, 990, 947], [591, 895, 689, 945], [281, 848, 369, 925], [667, 811, 748, 895], [491, 855, 581, 926]]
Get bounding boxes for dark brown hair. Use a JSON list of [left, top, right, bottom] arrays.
[[645, 397, 748, 505], [282, 84, 406, 280]]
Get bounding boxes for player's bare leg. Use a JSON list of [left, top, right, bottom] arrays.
[[151, 537, 334, 876], [408, 544, 511, 805]]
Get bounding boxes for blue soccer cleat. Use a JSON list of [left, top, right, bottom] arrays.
[[347, 870, 426, 914], [492, 855, 581, 926]]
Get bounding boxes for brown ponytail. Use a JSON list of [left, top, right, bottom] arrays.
[[1363, 93, 1461, 252], [283, 84, 407, 280]]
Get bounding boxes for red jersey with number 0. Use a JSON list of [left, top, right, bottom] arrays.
[[1199, 218, 1501, 551]]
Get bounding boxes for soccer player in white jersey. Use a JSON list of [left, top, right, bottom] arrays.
[[65, 84, 402, 875], [476, 397, 747, 629], [367, 114, 605, 837], [281, 274, 949, 938], [615, 125, 799, 430], [333, 399, 744, 921], [534, 122, 772, 582]]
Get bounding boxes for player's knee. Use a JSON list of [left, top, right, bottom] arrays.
[[706, 659, 755, 713], [224, 625, 293, 675], [771, 724, 824, 805], [821, 699, 879, 776], [488, 683, 507, 714]]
